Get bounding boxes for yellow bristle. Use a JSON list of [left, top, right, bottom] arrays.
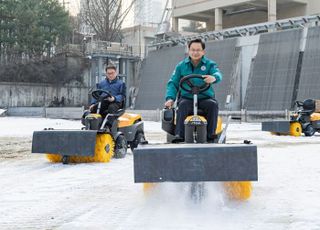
[[143, 183, 157, 193], [289, 122, 302, 137], [224, 181, 252, 200]]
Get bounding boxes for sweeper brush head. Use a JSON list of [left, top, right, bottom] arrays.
[[289, 122, 302, 137], [143, 183, 157, 193], [45, 133, 115, 163]]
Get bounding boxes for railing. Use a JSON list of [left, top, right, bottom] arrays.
[[84, 41, 138, 57], [55, 42, 141, 57], [55, 44, 83, 55]]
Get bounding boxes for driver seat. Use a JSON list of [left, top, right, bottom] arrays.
[[295, 99, 315, 116], [81, 95, 126, 130], [302, 99, 315, 114], [97, 96, 126, 130]]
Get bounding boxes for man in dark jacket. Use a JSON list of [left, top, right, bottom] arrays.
[[90, 64, 126, 116], [165, 39, 222, 142]]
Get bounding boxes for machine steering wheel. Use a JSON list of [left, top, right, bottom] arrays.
[[91, 89, 112, 101], [179, 74, 210, 95]]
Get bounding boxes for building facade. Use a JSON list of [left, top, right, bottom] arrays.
[[172, 0, 320, 32], [134, 0, 163, 26]]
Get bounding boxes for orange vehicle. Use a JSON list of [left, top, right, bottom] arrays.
[[32, 89, 147, 164], [262, 99, 320, 136]]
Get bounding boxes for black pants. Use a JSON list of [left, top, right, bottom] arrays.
[[91, 100, 122, 116], [90, 100, 122, 126], [175, 98, 219, 139]]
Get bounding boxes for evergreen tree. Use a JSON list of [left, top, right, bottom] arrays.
[[0, 0, 70, 63]]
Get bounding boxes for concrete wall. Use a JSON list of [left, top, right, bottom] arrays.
[[0, 82, 90, 107], [307, 0, 320, 15], [7, 107, 84, 119], [277, 4, 307, 20], [122, 25, 157, 58], [208, 7, 308, 30], [173, 0, 250, 17], [222, 11, 268, 29]]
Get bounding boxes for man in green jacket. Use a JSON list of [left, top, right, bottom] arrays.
[[165, 38, 222, 142]]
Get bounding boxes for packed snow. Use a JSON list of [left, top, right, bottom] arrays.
[[0, 117, 320, 229]]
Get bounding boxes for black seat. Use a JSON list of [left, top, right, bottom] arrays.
[[303, 99, 315, 112], [300, 99, 315, 115]]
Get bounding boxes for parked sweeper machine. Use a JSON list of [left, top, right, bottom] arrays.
[[262, 99, 320, 137], [133, 75, 258, 201], [32, 89, 147, 164]]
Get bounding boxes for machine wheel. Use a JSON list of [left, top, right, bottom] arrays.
[[62, 155, 70, 164], [114, 134, 127, 159], [289, 122, 302, 137], [130, 132, 146, 152], [304, 124, 315, 136], [223, 181, 252, 200], [271, 132, 280, 136], [45, 133, 115, 163]]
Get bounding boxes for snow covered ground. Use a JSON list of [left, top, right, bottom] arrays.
[[1, 117, 320, 229]]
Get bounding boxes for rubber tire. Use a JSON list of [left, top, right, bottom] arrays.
[[289, 122, 302, 137], [304, 124, 315, 136], [223, 181, 252, 200], [114, 134, 127, 159], [62, 155, 70, 164], [271, 132, 280, 136], [46, 133, 115, 163]]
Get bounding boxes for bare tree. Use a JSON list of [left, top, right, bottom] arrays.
[[81, 0, 136, 41]]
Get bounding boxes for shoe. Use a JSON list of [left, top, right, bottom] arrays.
[[207, 135, 218, 143], [172, 135, 184, 143]]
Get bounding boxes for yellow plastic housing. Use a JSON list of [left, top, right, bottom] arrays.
[[184, 115, 207, 123], [215, 116, 223, 134], [86, 113, 102, 119], [310, 113, 320, 121], [118, 113, 142, 128]]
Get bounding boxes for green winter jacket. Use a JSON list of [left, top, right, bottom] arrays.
[[165, 56, 222, 101]]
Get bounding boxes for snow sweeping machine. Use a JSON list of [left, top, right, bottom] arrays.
[[133, 75, 258, 201], [32, 89, 147, 164], [262, 99, 320, 137]]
